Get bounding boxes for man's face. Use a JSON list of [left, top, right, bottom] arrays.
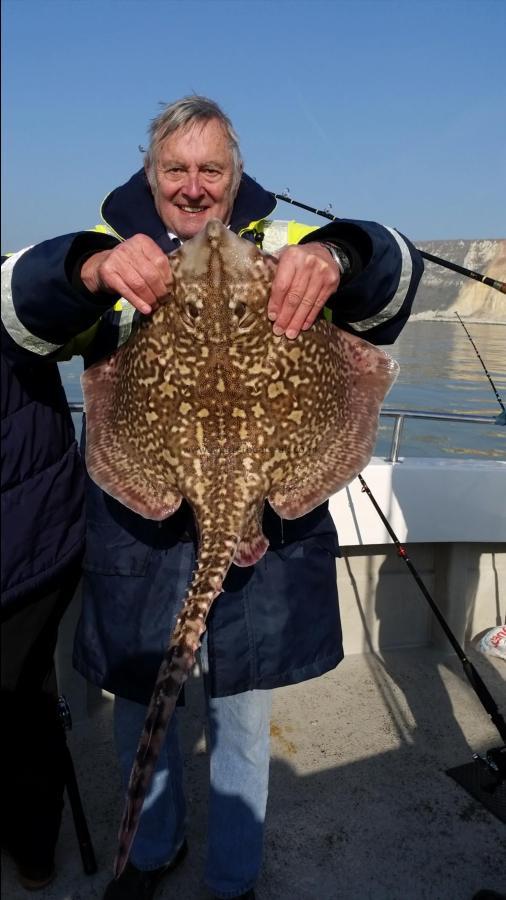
[[150, 119, 239, 240]]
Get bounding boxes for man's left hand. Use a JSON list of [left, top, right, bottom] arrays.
[[267, 243, 340, 340]]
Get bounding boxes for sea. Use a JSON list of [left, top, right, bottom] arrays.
[[59, 320, 506, 462]]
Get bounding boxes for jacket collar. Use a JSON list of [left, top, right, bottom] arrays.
[[100, 168, 277, 252]]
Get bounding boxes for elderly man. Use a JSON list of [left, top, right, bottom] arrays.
[[1, 96, 423, 900]]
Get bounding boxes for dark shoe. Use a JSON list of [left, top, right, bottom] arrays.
[[16, 861, 56, 891], [472, 893, 506, 900], [103, 839, 188, 899]]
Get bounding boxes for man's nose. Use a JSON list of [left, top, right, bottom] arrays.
[[182, 173, 204, 198]]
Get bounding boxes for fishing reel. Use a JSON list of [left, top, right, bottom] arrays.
[[57, 694, 73, 731]]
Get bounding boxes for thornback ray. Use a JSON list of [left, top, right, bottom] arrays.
[[81, 219, 399, 876]]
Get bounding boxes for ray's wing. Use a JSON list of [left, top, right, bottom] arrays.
[[269, 325, 399, 519], [82, 351, 182, 520]]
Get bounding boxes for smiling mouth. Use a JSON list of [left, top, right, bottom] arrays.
[[178, 205, 208, 214]]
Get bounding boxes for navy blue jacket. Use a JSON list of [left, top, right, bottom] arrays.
[[1, 171, 423, 700], [1, 317, 85, 610]]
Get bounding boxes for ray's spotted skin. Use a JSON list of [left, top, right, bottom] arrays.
[[81, 220, 399, 876]]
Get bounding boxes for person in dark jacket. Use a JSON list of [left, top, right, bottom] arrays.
[[0, 305, 85, 889], [1, 96, 424, 900]]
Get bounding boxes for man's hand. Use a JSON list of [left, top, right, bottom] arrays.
[[80, 234, 173, 315], [267, 243, 340, 339]]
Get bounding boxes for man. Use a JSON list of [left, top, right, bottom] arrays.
[[1, 269, 85, 889], [1, 96, 423, 899]]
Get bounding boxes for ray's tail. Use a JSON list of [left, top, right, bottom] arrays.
[[114, 529, 240, 878]]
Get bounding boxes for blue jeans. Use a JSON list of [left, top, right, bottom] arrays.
[[114, 636, 272, 898]]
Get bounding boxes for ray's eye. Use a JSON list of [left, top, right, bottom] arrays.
[[187, 302, 200, 320], [234, 302, 247, 319]]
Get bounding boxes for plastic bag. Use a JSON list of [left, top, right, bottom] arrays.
[[476, 625, 506, 661]]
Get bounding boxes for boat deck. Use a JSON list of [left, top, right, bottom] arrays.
[[2, 646, 504, 900]]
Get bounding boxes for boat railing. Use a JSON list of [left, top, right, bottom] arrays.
[[67, 403, 499, 465], [379, 409, 498, 462]]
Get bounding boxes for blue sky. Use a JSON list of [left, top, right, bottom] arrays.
[[2, 0, 505, 250]]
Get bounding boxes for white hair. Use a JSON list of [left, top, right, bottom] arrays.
[[144, 95, 243, 196]]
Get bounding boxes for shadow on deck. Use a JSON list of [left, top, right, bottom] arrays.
[[1, 645, 504, 900]]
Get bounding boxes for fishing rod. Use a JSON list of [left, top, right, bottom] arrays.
[[273, 191, 506, 294], [454, 311, 506, 425], [356, 473, 506, 748], [57, 696, 97, 874]]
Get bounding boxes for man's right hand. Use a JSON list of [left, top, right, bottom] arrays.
[[80, 234, 173, 315]]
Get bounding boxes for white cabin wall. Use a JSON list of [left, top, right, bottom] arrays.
[[336, 542, 506, 656]]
